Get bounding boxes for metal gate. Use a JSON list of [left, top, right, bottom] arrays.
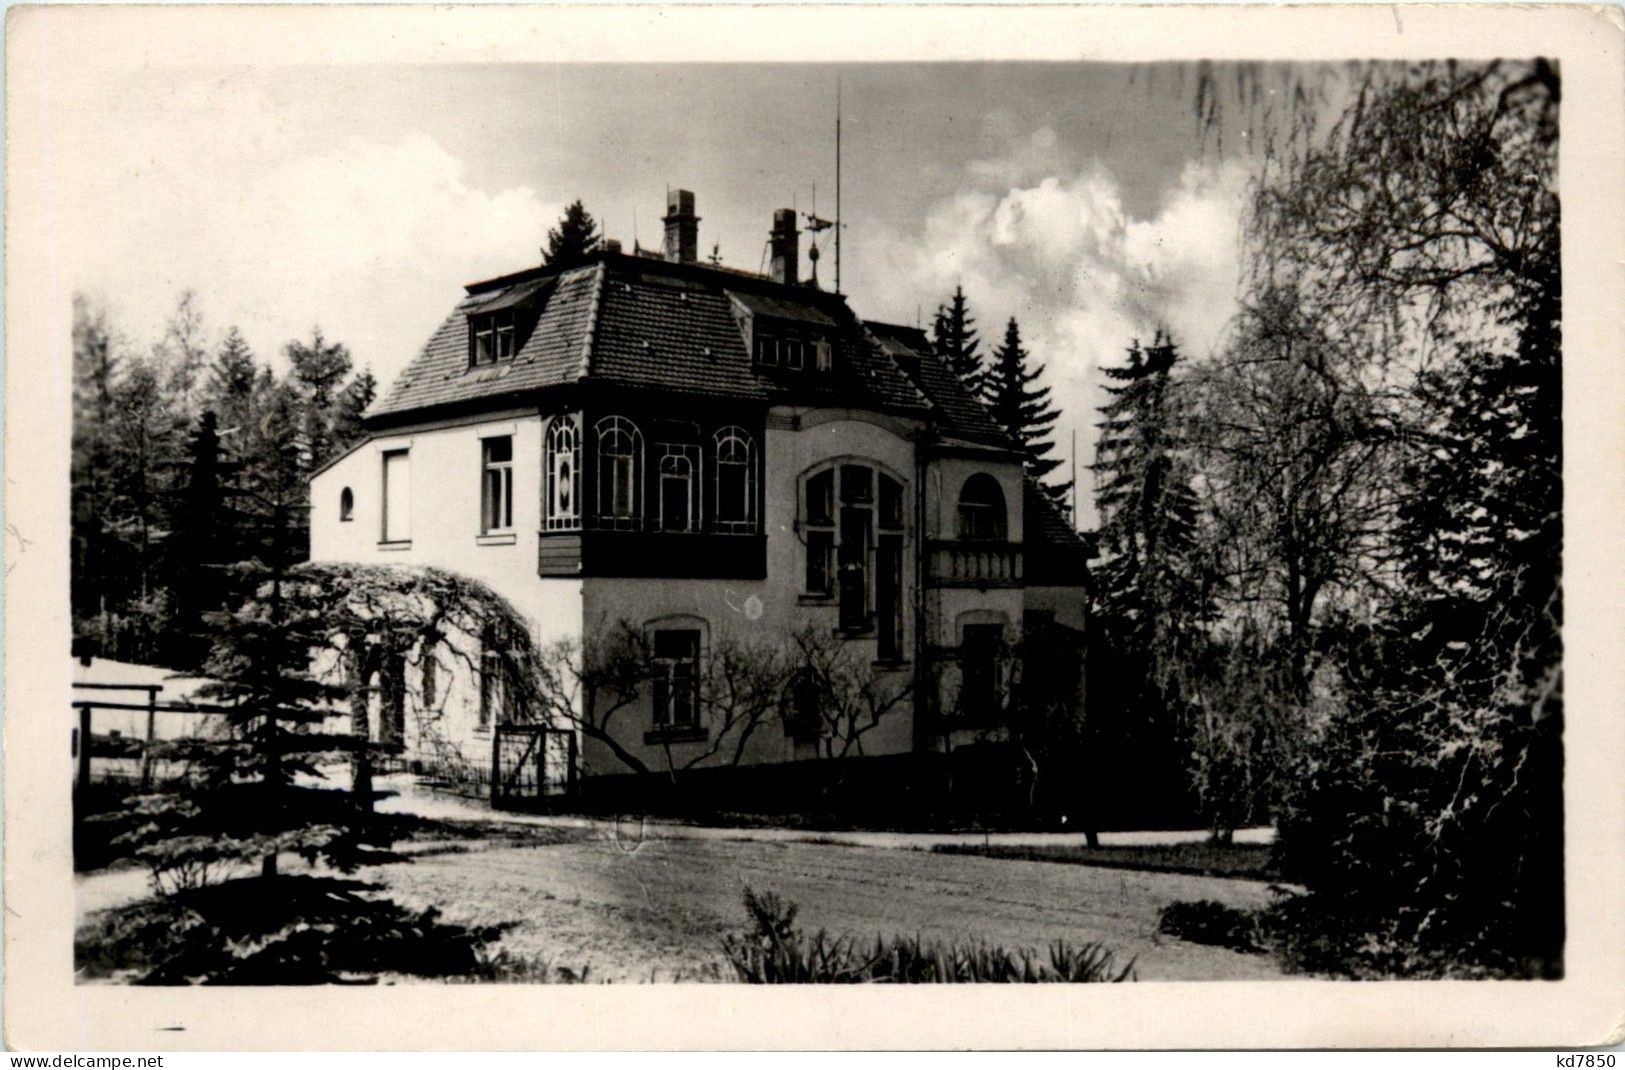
[[491, 724, 577, 809]]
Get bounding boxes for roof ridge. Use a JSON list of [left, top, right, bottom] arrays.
[[576, 261, 607, 381]]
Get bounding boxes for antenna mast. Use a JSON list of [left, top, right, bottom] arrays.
[[1071, 428, 1078, 529], [835, 74, 843, 294]]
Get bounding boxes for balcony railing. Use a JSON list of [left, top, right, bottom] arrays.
[[926, 540, 1023, 588]]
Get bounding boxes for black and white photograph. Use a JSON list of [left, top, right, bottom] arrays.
[[6, 2, 1622, 1052]]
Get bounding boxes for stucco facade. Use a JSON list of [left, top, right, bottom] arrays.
[[306, 210, 1090, 797]]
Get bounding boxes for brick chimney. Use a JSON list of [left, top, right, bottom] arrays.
[[662, 189, 699, 263], [769, 208, 799, 286]]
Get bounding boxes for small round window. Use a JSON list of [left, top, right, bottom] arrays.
[[339, 486, 355, 522]]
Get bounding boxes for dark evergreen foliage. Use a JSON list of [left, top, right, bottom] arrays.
[[71, 295, 375, 667], [985, 317, 1070, 503], [930, 284, 985, 397], [543, 199, 602, 266], [1085, 331, 1209, 830]]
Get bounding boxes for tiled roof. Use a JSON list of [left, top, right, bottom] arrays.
[[1023, 476, 1085, 549], [728, 290, 840, 327], [371, 265, 602, 418], [591, 269, 767, 399], [371, 252, 935, 424], [865, 321, 1011, 445]]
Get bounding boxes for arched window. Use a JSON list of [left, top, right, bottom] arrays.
[[800, 460, 907, 659], [657, 446, 701, 532], [339, 487, 354, 522], [713, 427, 756, 533], [594, 416, 643, 528], [545, 415, 581, 531], [957, 474, 1007, 541]]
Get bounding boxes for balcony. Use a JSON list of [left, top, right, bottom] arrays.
[[539, 529, 767, 580], [926, 540, 1023, 589]]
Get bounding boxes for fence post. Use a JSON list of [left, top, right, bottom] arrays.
[[77, 705, 93, 792], [490, 725, 501, 806], [140, 688, 158, 789]]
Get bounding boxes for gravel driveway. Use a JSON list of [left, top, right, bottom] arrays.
[[371, 829, 1286, 982]]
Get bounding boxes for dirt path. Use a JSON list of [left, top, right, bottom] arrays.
[[371, 833, 1286, 982]]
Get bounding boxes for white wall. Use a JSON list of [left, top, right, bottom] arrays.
[[309, 412, 585, 770]]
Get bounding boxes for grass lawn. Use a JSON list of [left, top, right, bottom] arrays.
[[932, 841, 1281, 881]]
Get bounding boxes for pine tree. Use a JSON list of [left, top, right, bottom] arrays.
[[1087, 330, 1207, 828], [332, 366, 376, 452], [206, 327, 259, 437], [285, 327, 353, 472], [931, 285, 984, 397], [155, 291, 209, 413], [543, 199, 602, 267], [72, 295, 123, 626], [985, 317, 1069, 502], [1091, 331, 1202, 630]]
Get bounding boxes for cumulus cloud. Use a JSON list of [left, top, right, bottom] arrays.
[[56, 74, 560, 390], [865, 132, 1249, 523]]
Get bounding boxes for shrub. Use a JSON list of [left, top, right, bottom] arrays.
[[75, 875, 501, 984], [1155, 899, 1265, 954], [722, 886, 1135, 983]]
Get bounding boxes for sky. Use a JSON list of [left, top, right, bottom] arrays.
[[57, 61, 1259, 519]]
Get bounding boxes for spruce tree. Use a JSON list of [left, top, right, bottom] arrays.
[[985, 317, 1069, 502], [931, 285, 984, 397], [285, 327, 353, 472], [1087, 330, 1206, 824], [332, 367, 376, 452], [1091, 331, 1202, 630], [544, 199, 602, 266], [169, 411, 241, 664], [206, 327, 259, 437], [72, 296, 123, 625]]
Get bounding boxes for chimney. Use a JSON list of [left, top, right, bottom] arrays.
[[604, 238, 623, 255], [662, 189, 699, 263], [769, 208, 799, 286]]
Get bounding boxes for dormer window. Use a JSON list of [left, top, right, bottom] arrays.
[[471, 310, 518, 367], [752, 324, 830, 373]]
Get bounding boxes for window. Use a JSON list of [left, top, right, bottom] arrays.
[[471, 310, 517, 367], [657, 444, 701, 533], [420, 650, 438, 709], [381, 652, 406, 746], [481, 435, 514, 533], [877, 474, 905, 660], [959, 623, 1005, 724], [594, 416, 643, 528], [784, 671, 823, 743], [713, 427, 756, 532], [804, 469, 835, 595], [957, 474, 1007, 541], [545, 415, 581, 531], [814, 339, 834, 372], [754, 332, 778, 367], [753, 325, 826, 373], [478, 625, 511, 729], [651, 629, 701, 730], [381, 450, 410, 543], [803, 463, 906, 649], [339, 487, 354, 522]]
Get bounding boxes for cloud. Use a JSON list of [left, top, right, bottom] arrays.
[[865, 136, 1249, 523], [57, 74, 560, 391]]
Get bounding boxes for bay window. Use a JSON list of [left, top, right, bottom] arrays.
[[545, 415, 581, 531], [657, 444, 701, 532], [713, 427, 756, 533], [594, 416, 643, 529]]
